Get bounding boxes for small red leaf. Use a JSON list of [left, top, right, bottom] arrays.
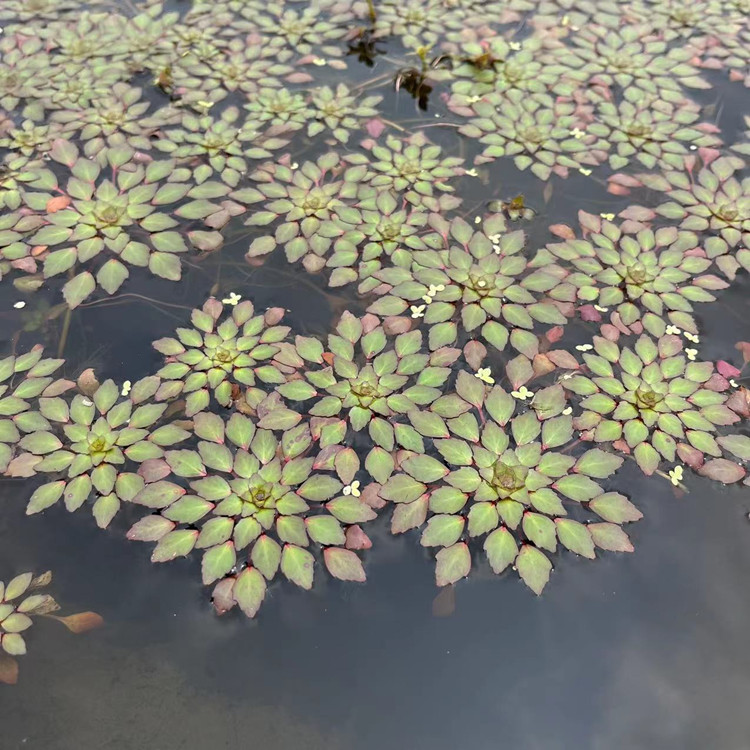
[[0, 654, 19, 685], [52, 611, 104, 633]]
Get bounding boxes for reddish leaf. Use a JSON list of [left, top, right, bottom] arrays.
[[717, 360, 741, 379], [46, 195, 71, 213], [345, 524, 372, 550], [735, 342, 750, 364], [0, 654, 19, 685], [698, 459, 746, 484], [211, 577, 236, 615], [549, 224, 576, 240], [52, 611, 104, 633]]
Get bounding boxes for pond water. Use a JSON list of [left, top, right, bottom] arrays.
[[0, 1, 749, 747]]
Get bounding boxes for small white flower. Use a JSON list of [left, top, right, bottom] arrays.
[[684, 332, 700, 343], [575, 344, 593, 352], [475, 368, 495, 385], [121, 380, 132, 396], [600, 213, 615, 221], [427, 284, 445, 297], [12, 301, 25, 309], [579, 167, 592, 176], [290, 162, 299, 170], [562, 406, 573, 415], [685, 348, 698, 361], [668, 465, 684, 486], [570, 127, 585, 139], [665, 325, 682, 335], [488, 234, 502, 243], [511, 385, 533, 400], [343, 480, 361, 497], [312, 57, 327, 66], [474, 216, 482, 224], [221, 292, 242, 306], [730, 379, 739, 388], [509, 42, 521, 51], [466, 95, 482, 104], [410, 305, 426, 319], [82, 398, 93, 407], [465, 168, 478, 177], [562, 14, 570, 26], [561, 373, 574, 381], [689, 145, 697, 151], [593, 304, 609, 312], [421, 295, 433, 304]]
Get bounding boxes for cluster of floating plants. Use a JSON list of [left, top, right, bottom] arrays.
[[0, 0, 748, 630], [0, 570, 102, 685]]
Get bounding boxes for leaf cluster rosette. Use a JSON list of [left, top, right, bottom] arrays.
[[2, 139, 221, 307], [545, 214, 729, 335], [0, 121, 62, 167], [0, 345, 73, 474], [368, 214, 572, 352], [564, 333, 741, 475], [0, 156, 39, 211], [626, 157, 750, 279], [378, 375, 639, 594], [127, 408, 376, 618], [587, 89, 722, 171], [151, 106, 291, 188], [461, 90, 603, 180], [552, 23, 710, 103], [308, 83, 382, 144], [278, 312, 451, 441], [240, 152, 363, 265], [625, 0, 746, 42], [244, 88, 312, 132], [154, 298, 297, 417], [350, 132, 465, 210], [20, 375, 190, 528], [0, 571, 59, 661]]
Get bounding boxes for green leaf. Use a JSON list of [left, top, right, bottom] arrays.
[[151, 529, 198, 562], [133, 481, 184, 509], [589, 523, 634, 552], [420, 514, 465, 547], [483, 527, 518, 574], [297, 475, 342, 502], [391, 496, 428, 533], [324, 548, 366, 582], [96, 260, 129, 295], [522, 512, 557, 552], [63, 272, 95, 309], [401, 455, 449, 483], [434, 542, 471, 586], [233, 567, 266, 618], [281, 544, 314, 589], [201, 542, 236, 585], [434, 438, 473, 466], [455, 370, 484, 408], [516, 545, 552, 595], [574, 448, 623, 478], [555, 519, 595, 558], [588, 493, 642, 523], [251, 535, 281, 580], [467, 501, 498, 536], [365, 447, 394, 484], [26, 480, 65, 514], [555, 475, 602, 501], [305, 515, 346, 546], [380, 474, 426, 503], [165, 450, 206, 478]]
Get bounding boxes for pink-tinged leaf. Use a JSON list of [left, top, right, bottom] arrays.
[[717, 360, 741, 379], [264, 307, 286, 326], [382, 316, 412, 335], [137, 459, 171, 483], [431, 585, 456, 617], [463, 340, 487, 370], [545, 326, 565, 344], [548, 224, 576, 240], [0, 654, 19, 685], [516, 545, 551, 595], [579, 305, 602, 322], [77, 368, 99, 396], [52, 611, 104, 633], [345, 524, 372, 550], [360, 481, 386, 509], [677, 443, 705, 470], [211, 577, 236, 615], [546, 350, 580, 369], [506, 354, 533, 390], [435, 542, 471, 587], [735, 342, 750, 363], [589, 523, 634, 553], [577, 210, 601, 234], [532, 353, 556, 378], [365, 118, 386, 138], [324, 548, 366, 582], [391, 495, 428, 534], [607, 182, 632, 196], [619, 205, 656, 222], [6, 453, 41, 477], [698, 459, 745, 484], [46, 195, 71, 213]]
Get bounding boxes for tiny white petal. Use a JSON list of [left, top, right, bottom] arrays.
[[13, 301, 25, 309]]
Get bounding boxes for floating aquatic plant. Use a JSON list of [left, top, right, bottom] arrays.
[[563, 333, 740, 475], [379, 377, 639, 593], [545, 214, 729, 335], [368, 214, 571, 351], [153, 297, 296, 416], [127, 407, 375, 618], [0, 570, 103, 686]]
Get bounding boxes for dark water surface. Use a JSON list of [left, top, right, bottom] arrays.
[[0, 1, 749, 748]]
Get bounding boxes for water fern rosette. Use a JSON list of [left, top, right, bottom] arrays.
[[308, 83, 382, 144], [378, 376, 639, 594], [0, 345, 72, 474], [564, 333, 740, 475], [353, 132, 465, 210], [241, 152, 362, 265], [153, 297, 295, 417], [368, 214, 572, 351], [127, 409, 376, 618], [462, 90, 603, 180], [545, 215, 729, 335], [629, 156, 750, 279], [22, 376, 190, 528], [278, 312, 448, 437], [5, 139, 210, 307]]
